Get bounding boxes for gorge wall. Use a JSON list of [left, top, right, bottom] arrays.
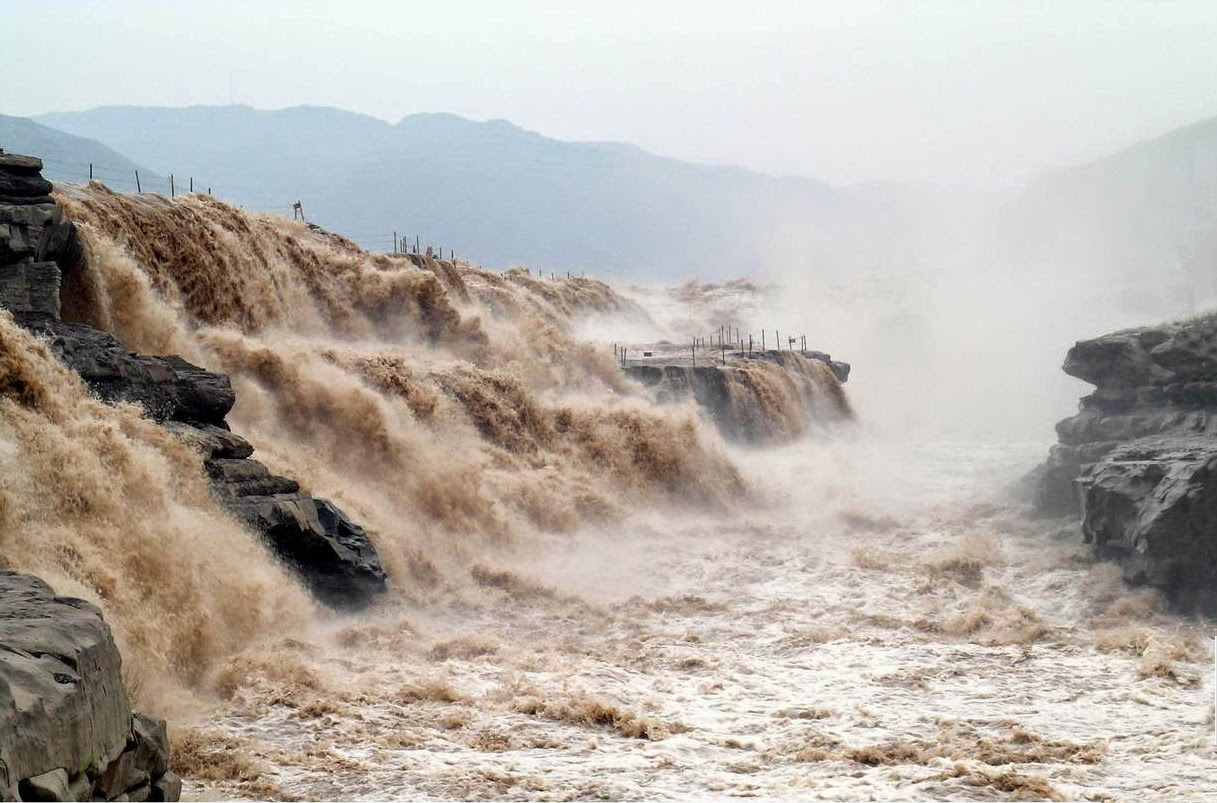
[[1034, 316, 1217, 612]]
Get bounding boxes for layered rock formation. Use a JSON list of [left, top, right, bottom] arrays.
[[0, 151, 81, 319], [0, 572, 180, 802], [625, 349, 851, 443], [1034, 317, 1217, 611]]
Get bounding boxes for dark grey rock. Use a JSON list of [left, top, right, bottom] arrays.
[[1034, 313, 1217, 611], [0, 572, 131, 801], [96, 748, 134, 800], [162, 422, 254, 460], [131, 714, 169, 779], [20, 319, 235, 425], [0, 260, 61, 318], [0, 171, 53, 198], [1076, 437, 1217, 611], [0, 153, 45, 173], [223, 492, 388, 610]]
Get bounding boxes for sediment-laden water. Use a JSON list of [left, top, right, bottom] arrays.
[[177, 437, 1215, 801], [1, 185, 1212, 800]]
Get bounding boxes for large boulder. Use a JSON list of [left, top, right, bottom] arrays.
[[0, 572, 179, 802], [220, 490, 388, 610], [1075, 437, 1217, 611]]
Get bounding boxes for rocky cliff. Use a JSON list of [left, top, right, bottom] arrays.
[[1034, 316, 1217, 612]]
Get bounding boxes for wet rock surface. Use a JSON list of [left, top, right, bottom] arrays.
[[1035, 316, 1217, 611], [0, 572, 178, 802], [21, 319, 236, 424]]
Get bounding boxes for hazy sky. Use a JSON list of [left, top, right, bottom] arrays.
[[6, 0, 1217, 187]]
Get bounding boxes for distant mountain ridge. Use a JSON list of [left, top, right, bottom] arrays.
[[13, 103, 1217, 293], [0, 113, 156, 189], [30, 104, 968, 278]]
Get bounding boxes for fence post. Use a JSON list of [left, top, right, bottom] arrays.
[[89, 163, 93, 181], [190, 176, 194, 193], [135, 170, 141, 192], [393, 230, 398, 254], [170, 174, 174, 197], [692, 337, 696, 367]]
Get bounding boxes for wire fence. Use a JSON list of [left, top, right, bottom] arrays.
[[32, 155, 455, 257], [615, 325, 815, 368]]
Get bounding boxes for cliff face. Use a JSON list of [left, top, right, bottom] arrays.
[[1035, 316, 1217, 611], [625, 350, 851, 444]]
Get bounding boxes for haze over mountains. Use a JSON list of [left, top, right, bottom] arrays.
[[4, 103, 1217, 302]]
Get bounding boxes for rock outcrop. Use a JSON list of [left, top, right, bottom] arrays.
[[625, 349, 851, 443], [0, 152, 81, 318], [0, 571, 179, 802], [1034, 316, 1217, 611]]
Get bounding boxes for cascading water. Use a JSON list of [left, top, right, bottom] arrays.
[[1, 183, 1209, 800]]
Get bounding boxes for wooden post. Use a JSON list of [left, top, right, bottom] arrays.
[[762, 329, 766, 350], [170, 174, 174, 197], [393, 230, 398, 254], [776, 330, 780, 351], [415, 235, 420, 253], [721, 338, 726, 365], [189, 176, 194, 192], [749, 334, 753, 354], [692, 337, 696, 367], [89, 163, 93, 180], [135, 170, 141, 192]]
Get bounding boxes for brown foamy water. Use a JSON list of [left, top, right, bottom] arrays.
[[179, 439, 1215, 801], [1, 185, 1211, 800]]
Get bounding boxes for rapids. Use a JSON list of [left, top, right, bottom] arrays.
[[0, 184, 1212, 799]]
